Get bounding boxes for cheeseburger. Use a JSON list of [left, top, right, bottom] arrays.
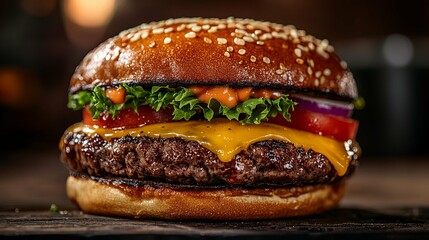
[[60, 17, 360, 220]]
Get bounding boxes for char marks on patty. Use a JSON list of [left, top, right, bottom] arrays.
[[61, 132, 356, 187]]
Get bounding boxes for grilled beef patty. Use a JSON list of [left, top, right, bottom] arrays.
[[61, 132, 356, 187]]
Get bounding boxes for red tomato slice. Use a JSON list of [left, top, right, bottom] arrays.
[[83, 106, 173, 129], [82, 104, 358, 141], [268, 107, 359, 141]]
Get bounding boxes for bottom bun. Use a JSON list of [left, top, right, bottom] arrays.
[[67, 175, 345, 220]]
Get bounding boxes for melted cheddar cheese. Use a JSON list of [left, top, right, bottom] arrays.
[[64, 118, 355, 176]]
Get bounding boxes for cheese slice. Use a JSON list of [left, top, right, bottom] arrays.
[[65, 118, 356, 176]]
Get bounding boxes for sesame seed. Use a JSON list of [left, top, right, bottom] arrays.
[[263, 57, 271, 64], [139, 23, 149, 29], [217, 38, 227, 44], [314, 79, 320, 87], [177, 24, 186, 31], [164, 37, 171, 44], [164, 27, 174, 33], [297, 44, 309, 52], [272, 31, 280, 38], [298, 30, 306, 37], [315, 71, 322, 78], [165, 19, 174, 26], [264, 33, 273, 39], [238, 49, 246, 55], [321, 39, 329, 47], [290, 29, 298, 38], [186, 23, 197, 29], [124, 32, 134, 41], [292, 38, 301, 44], [254, 29, 262, 35], [317, 46, 330, 59], [218, 23, 226, 29], [307, 66, 313, 75], [227, 46, 234, 52], [278, 33, 288, 40], [246, 24, 255, 30], [130, 32, 141, 42], [119, 30, 128, 38], [203, 37, 212, 44], [227, 23, 236, 29], [191, 25, 202, 32], [259, 33, 272, 40], [323, 69, 331, 76], [234, 38, 245, 46], [149, 42, 156, 48], [275, 69, 284, 75], [296, 58, 304, 64], [243, 36, 254, 42], [294, 48, 302, 58], [141, 31, 149, 39], [308, 42, 315, 50], [301, 35, 312, 42], [256, 24, 270, 32], [185, 31, 196, 38], [158, 21, 167, 27], [307, 59, 315, 68], [202, 24, 210, 30], [235, 29, 247, 35], [250, 55, 257, 62], [224, 51, 231, 58], [280, 63, 285, 69], [256, 41, 264, 45], [152, 28, 164, 34], [208, 27, 218, 33], [340, 60, 348, 69], [236, 23, 245, 29], [111, 48, 120, 60]]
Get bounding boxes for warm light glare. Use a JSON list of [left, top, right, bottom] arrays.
[[64, 0, 116, 27]]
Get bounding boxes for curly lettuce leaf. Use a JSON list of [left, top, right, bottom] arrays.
[[67, 84, 296, 124]]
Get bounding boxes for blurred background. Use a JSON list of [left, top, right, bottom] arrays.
[[1, 0, 429, 159], [1, 0, 429, 211]]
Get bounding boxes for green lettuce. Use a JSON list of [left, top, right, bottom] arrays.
[[67, 84, 296, 124]]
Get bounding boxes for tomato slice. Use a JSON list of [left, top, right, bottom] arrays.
[[83, 106, 173, 129], [268, 107, 359, 141], [82, 104, 358, 141]]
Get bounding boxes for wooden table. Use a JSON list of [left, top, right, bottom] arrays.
[[1, 149, 429, 239]]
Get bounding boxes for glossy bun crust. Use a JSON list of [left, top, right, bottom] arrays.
[[70, 17, 357, 99], [67, 175, 345, 220]]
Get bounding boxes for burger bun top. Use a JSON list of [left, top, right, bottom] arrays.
[[70, 17, 357, 100]]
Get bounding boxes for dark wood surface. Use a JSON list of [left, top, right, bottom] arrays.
[[1, 149, 429, 239], [1, 208, 429, 239]]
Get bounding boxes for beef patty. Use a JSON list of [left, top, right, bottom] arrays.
[[61, 132, 357, 187]]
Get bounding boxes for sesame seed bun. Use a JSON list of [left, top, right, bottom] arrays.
[[70, 17, 357, 99], [67, 175, 346, 220]]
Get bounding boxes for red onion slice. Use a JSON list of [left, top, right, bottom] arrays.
[[291, 94, 354, 118]]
